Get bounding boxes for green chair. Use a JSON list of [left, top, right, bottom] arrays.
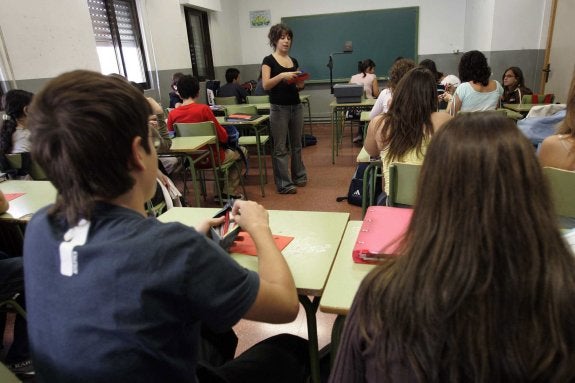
[[387, 162, 422, 207], [5, 153, 48, 180], [224, 104, 258, 117], [543, 167, 575, 219], [246, 95, 270, 104], [223, 105, 270, 196], [174, 122, 246, 205], [521, 93, 555, 104], [214, 96, 238, 105], [361, 161, 383, 218]]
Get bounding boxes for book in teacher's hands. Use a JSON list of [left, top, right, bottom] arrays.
[[352, 206, 413, 264]]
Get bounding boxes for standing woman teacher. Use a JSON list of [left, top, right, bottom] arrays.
[[262, 23, 307, 195]]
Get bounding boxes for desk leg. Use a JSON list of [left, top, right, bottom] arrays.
[[331, 109, 336, 164], [299, 295, 321, 383], [330, 315, 346, 369], [207, 148, 224, 207], [255, 128, 266, 197]]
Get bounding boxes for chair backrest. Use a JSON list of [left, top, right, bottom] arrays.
[[224, 105, 258, 117], [174, 121, 215, 137], [521, 93, 555, 104], [387, 163, 422, 206], [214, 96, 237, 105], [246, 95, 270, 104], [543, 167, 575, 218], [361, 161, 383, 218], [5, 153, 48, 180]]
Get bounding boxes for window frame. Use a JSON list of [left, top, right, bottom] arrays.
[[184, 7, 215, 81], [88, 0, 150, 88]]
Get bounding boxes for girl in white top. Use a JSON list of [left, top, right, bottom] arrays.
[[444, 50, 503, 114], [369, 58, 416, 119], [0, 89, 33, 155], [350, 59, 380, 99]]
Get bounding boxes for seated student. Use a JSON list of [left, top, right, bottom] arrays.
[[444, 50, 503, 114], [0, 191, 34, 377], [364, 67, 451, 196], [331, 112, 575, 382], [253, 71, 268, 96], [0, 90, 34, 155], [539, 71, 575, 170], [169, 72, 184, 108], [369, 58, 415, 119], [350, 59, 380, 100], [168, 75, 247, 201], [419, 59, 461, 109], [217, 68, 249, 104], [501, 66, 533, 104], [24, 70, 309, 383], [348, 59, 379, 144]]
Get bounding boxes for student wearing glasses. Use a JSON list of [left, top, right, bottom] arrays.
[[23, 70, 309, 383], [501, 66, 532, 104]]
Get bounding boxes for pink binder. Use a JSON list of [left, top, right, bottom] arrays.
[[352, 206, 413, 264]]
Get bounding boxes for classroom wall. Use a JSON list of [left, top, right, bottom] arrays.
[[0, 0, 552, 119]]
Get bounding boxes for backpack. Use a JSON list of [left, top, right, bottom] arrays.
[[336, 162, 383, 206], [223, 125, 248, 175], [302, 134, 317, 147]]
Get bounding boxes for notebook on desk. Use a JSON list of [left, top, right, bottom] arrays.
[[225, 113, 260, 122], [352, 206, 413, 264]]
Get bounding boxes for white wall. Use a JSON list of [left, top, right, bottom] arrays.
[[228, 0, 467, 65], [0, 0, 99, 80], [491, 0, 550, 51], [140, 0, 191, 71], [0, 0, 551, 85]]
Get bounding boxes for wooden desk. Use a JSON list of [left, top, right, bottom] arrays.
[[168, 136, 214, 153], [158, 207, 349, 383], [503, 103, 536, 114], [217, 116, 270, 197], [319, 220, 375, 365], [0, 180, 57, 222], [330, 99, 375, 164], [163, 136, 216, 207]]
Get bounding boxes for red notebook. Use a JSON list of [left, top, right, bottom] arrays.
[[352, 206, 413, 264]]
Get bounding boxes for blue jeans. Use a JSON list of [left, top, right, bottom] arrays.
[[269, 103, 307, 192]]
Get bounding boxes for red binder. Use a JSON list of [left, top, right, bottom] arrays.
[[352, 206, 413, 264]]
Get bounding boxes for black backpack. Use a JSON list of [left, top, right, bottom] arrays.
[[336, 162, 383, 206]]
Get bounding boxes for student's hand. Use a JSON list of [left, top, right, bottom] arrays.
[[230, 200, 270, 235], [195, 216, 225, 236], [148, 115, 159, 130]]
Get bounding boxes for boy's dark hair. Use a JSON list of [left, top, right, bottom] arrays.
[[28, 70, 152, 225], [225, 68, 240, 83], [176, 75, 200, 99]]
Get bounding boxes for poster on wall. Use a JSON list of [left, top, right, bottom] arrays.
[[250, 10, 271, 28]]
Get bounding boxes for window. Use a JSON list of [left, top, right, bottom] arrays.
[[87, 0, 149, 86], [184, 8, 215, 80]]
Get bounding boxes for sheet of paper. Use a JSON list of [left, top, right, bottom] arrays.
[[229, 232, 294, 256], [4, 192, 25, 202]]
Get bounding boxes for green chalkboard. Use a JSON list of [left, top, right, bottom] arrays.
[[282, 7, 418, 82]]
